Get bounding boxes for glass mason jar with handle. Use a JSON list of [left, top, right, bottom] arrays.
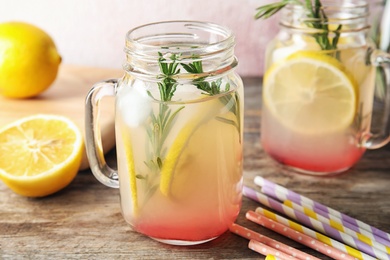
[[260, 0, 390, 175], [85, 21, 244, 245]]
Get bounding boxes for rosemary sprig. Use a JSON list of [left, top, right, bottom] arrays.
[[255, 0, 342, 51], [255, 0, 302, 19], [181, 59, 231, 95], [137, 53, 186, 204], [157, 52, 181, 101], [145, 52, 184, 172]]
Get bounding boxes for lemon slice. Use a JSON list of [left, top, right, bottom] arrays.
[[159, 123, 193, 197], [263, 51, 358, 134], [121, 129, 138, 214], [0, 114, 83, 197], [160, 98, 224, 197]]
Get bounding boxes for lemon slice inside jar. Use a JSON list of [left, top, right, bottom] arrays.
[[263, 51, 358, 135], [159, 97, 224, 197]]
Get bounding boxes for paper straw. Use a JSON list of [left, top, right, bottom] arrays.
[[255, 176, 390, 243], [243, 187, 383, 259], [252, 207, 378, 260], [229, 223, 320, 260], [261, 185, 390, 248], [282, 198, 390, 248], [248, 239, 300, 260], [244, 186, 390, 260], [247, 210, 357, 260]]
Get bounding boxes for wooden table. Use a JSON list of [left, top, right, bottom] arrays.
[[1, 73, 390, 259]]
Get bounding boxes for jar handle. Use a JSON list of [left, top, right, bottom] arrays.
[[363, 49, 390, 149], [85, 79, 119, 188]]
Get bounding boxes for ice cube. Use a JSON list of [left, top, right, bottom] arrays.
[[118, 80, 152, 127]]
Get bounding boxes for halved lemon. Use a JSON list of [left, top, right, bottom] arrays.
[[0, 114, 83, 197], [263, 51, 358, 134]]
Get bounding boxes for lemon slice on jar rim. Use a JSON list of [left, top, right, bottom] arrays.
[[263, 51, 358, 135]]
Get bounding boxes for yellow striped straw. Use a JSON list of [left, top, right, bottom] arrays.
[[284, 199, 390, 255], [243, 185, 389, 259], [255, 207, 376, 260]]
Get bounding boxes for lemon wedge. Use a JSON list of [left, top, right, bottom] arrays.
[[0, 114, 83, 197], [263, 51, 358, 134]]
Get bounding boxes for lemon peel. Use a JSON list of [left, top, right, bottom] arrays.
[[0, 22, 61, 98]]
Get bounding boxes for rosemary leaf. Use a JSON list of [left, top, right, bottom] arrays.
[[255, 2, 287, 19], [215, 116, 238, 128]]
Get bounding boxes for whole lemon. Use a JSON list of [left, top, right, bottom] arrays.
[[0, 21, 61, 98]]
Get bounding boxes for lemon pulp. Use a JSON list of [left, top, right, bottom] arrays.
[[0, 114, 83, 197], [263, 51, 358, 135]]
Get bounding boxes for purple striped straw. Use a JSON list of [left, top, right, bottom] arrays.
[[243, 186, 390, 260], [281, 198, 390, 251], [255, 176, 390, 243], [262, 185, 390, 248]]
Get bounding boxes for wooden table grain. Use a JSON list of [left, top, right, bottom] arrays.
[[1, 75, 390, 259]]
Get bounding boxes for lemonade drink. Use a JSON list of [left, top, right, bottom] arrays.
[[261, 46, 376, 174], [116, 81, 243, 243], [255, 0, 390, 175], [85, 21, 244, 245]]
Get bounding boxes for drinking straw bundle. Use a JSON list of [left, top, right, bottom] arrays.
[[246, 210, 357, 260], [256, 177, 390, 242], [235, 176, 390, 260]]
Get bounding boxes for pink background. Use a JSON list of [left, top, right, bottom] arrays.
[[0, 0, 379, 77]]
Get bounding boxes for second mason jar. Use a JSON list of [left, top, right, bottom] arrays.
[[261, 0, 390, 175], [85, 21, 244, 245]]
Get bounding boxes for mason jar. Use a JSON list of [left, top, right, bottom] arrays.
[[261, 0, 390, 175], [85, 21, 244, 245]]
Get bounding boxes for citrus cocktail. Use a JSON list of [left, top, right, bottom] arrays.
[[85, 21, 244, 245], [116, 86, 243, 243], [257, 0, 390, 175], [261, 47, 375, 174]]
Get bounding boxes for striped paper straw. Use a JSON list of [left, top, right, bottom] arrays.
[[244, 186, 390, 259], [229, 223, 320, 260], [254, 207, 377, 260], [261, 185, 390, 250], [248, 239, 299, 260], [262, 185, 390, 248], [243, 186, 377, 260], [247, 210, 357, 260], [282, 198, 390, 248], [255, 176, 390, 243]]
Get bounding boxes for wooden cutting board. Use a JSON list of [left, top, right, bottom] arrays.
[[0, 64, 123, 170]]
